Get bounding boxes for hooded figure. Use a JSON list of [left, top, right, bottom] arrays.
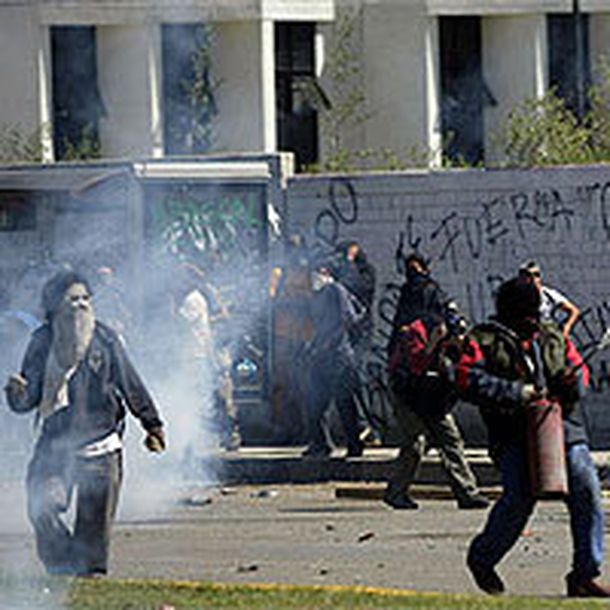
[[301, 263, 365, 459], [454, 277, 609, 598], [4, 270, 165, 577], [383, 254, 488, 511]]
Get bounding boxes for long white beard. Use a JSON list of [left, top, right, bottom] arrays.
[[52, 305, 96, 370]]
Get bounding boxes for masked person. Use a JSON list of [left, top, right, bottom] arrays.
[[302, 263, 365, 459], [454, 277, 609, 597], [335, 240, 381, 447], [4, 271, 165, 577], [384, 253, 488, 510]]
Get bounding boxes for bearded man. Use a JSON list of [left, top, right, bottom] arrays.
[[4, 270, 165, 577]]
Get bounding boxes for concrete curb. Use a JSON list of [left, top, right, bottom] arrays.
[[213, 446, 610, 488]]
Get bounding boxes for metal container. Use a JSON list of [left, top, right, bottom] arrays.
[[526, 398, 568, 499]]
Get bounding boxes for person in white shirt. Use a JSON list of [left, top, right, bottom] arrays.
[[518, 261, 580, 338]]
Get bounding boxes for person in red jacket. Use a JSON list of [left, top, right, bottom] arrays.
[[453, 277, 609, 597], [383, 253, 488, 510]]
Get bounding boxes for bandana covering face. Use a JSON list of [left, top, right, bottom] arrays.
[[39, 283, 95, 419], [52, 283, 95, 369]]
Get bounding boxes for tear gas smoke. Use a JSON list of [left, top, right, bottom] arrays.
[[0, 178, 272, 587]]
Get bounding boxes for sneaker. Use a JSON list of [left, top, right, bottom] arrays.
[[383, 491, 419, 510], [566, 574, 610, 598], [467, 557, 505, 595], [457, 494, 490, 510], [359, 426, 383, 447], [221, 430, 242, 451]]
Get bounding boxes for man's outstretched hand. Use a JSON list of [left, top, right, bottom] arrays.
[[144, 427, 166, 453], [4, 374, 28, 408]]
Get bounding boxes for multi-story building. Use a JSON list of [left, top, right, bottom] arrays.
[[2, 1, 610, 170], [343, 1, 610, 167], [0, 0, 333, 166]]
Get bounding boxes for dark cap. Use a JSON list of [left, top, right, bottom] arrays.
[[519, 260, 541, 277]]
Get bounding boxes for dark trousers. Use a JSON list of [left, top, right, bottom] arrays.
[[352, 333, 379, 437], [271, 336, 307, 443], [306, 358, 361, 454], [26, 442, 122, 576]]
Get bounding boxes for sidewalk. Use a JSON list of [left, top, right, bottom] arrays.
[[214, 446, 610, 488]]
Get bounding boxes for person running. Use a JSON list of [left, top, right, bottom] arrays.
[[454, 277, 609, 597]]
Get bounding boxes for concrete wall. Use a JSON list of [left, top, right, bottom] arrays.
[[590, 13, 610, 67], [482, 15, 547, 162], [285, 165, 610, 447], [0, 6, 43, 136], [426, 0, 571, 14], [360, 4, 439, 163], [97, 25, 161, 158], [38, 0, 333, 25], [213, 20, 276, 153]]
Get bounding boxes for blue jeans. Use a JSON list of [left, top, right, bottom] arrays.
[[468, 442, 604, 581]]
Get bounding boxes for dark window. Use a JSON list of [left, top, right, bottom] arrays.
[[548, 12, 591, 118], [440, 16, 491, 166], [0, 192, 37, 232], [275, 23, 318, 170], [161, 24, 217, 155], [51, 26, 105, 160]]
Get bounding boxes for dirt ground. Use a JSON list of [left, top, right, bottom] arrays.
[[2, 473, 610, 600]]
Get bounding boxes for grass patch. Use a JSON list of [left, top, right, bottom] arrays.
[[64, 579, 610, 610]]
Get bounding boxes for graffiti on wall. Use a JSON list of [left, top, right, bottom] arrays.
[[147, 185, 264, 265], [144, 183, 270, 404], [292, 173, 610, 441]]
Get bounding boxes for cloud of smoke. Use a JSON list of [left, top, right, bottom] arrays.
[[0, 169, 271, 580]]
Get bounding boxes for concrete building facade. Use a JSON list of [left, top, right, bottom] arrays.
[[2, 1, 610, 168], [342, 1, 610, 167], [0, 0, 333, 164]]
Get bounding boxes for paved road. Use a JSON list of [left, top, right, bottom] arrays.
[[2, 473, 610, 600]]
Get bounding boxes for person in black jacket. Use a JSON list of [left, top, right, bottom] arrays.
[[302, 262, 365, 459], [384, 253, 488, 510], [4, 270, 165, 577], [335, 240, 381, 446]]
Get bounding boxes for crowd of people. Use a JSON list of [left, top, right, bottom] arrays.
[[3, 237, 610, 597], [268, 239, 609, 598]]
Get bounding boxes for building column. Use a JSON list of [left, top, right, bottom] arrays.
[[148, 25, 164, 158], [213, 20, 276, 152], [260, 19, 276, 153], [361, 4, 436, 167], [37, 26, 54, 162], [590, 14, 610, 69], [482, 15, 547, 162], [97, 24, 163, 158], [424, 16, 442, 168]]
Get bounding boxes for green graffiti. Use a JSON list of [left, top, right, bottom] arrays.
[[150, 188, 262, 264]]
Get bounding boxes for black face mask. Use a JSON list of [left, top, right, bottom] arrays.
[[406, 266, 426, 283]]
